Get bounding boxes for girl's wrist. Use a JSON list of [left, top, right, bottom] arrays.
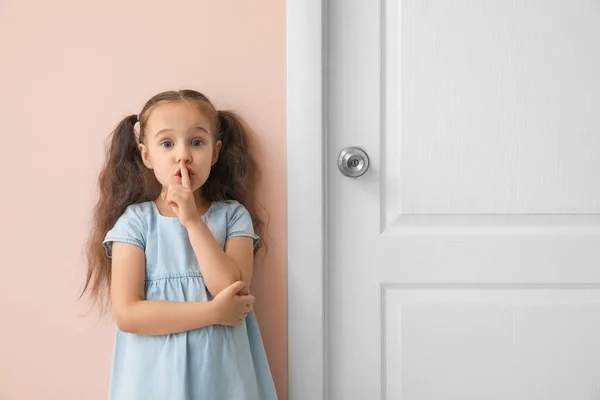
[[184, 215, 204, 231], [206, 299, 224, 325]]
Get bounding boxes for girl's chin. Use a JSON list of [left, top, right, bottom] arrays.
[[158, 175, 197, 186]]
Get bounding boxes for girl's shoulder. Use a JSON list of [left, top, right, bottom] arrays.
[[112, 201, 155, 231], [210, 199, 259, 245], [122, 201, 154, 220], [208, 199, 248, 219], [103, 201, 153, 257]]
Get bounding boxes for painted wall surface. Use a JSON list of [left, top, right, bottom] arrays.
[[0, 1, 287, 398]]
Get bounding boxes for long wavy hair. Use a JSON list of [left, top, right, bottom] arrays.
[[81, 89, 267, 314]]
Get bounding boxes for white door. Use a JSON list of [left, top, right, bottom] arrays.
[[327, 1, 600, 399]]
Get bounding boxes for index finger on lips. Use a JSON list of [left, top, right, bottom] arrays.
[[180, 160, 191, 189]]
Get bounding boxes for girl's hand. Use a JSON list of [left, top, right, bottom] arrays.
[[212, 281, 255, 326], [162, 160, 200, 228]]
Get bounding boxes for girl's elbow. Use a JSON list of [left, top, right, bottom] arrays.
[[114, 307, 136, 334], [209, 280, 243, 297], [207, 284, 229, 298]]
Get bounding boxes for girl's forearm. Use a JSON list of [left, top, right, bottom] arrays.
[[185, 218, 241, 297], [117, 300, 218, 335]]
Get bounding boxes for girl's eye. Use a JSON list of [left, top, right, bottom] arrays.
[[160, 139, 203, 148]]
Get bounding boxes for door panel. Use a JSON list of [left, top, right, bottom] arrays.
[[327, 0, 600, 398]]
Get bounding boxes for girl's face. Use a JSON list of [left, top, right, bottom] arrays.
[[138, 101, 222, 196]]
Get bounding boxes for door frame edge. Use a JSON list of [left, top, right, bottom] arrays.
[[287, 0, 326, 399]]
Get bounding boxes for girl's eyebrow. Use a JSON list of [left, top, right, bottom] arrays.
[[155, 126, 209, 137], [190, 126, 210, 135]]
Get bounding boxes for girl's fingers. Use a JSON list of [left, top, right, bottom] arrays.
[[180, 160, 191, 189], [162, 184, 193, 210], [168, 191, 181, 203], [164, 189, 178, 208]]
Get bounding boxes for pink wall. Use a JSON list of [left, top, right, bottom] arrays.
[[0, 1, 287, 399]]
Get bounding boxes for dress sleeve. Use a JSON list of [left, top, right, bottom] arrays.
[[226, 201, 260, 249], [102, 204, 147, 258]]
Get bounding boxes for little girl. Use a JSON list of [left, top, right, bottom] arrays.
[[81, 89, 278, 400]]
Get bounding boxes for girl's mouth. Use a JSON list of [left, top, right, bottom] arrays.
[[176, 167, 194, 177]]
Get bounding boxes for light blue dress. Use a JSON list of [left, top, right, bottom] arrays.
[[102, 200, 278, 400]]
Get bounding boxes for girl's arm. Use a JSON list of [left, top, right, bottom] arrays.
[[110, 242, 252, 335], [185, 218, 254, 297]]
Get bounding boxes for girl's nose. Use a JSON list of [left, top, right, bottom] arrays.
[[177, 149, 192, 163]]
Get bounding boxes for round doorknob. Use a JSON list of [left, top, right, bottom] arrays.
[[337, 146, 369, 178]]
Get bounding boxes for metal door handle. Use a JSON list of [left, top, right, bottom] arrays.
[[337, 147, 369, 178]]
